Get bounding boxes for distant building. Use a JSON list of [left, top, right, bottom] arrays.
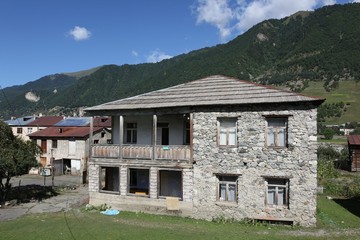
[[347, 135, 360, 172]]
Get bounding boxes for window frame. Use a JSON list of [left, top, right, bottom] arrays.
[[17, 128, 23, 134], [125, 122, 137, 144], [265, 178, 289, 208], [265, 117, 288, 148], [158, 169, 183, 199], [216, 175, 238, 203], [217, 118, 237, 147]]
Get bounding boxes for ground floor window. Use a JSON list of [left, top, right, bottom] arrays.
[[217, 175, 238, 202], [266, 178, 289, 207], [100, 167, 120, 192], [159, 170, 182, 198], [129, 168, 149, 195]]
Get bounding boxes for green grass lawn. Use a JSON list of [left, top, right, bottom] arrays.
[[302, 80, 360, 124], [1, 197, 360, 240]]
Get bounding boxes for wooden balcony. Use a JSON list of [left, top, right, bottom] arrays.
[[91, 144, 191, 161]]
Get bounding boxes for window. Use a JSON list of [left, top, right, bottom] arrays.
[[266, 117, 287, 147], [52, 140, 57, 148], [68, 140, 76, 155], [41, 139, 47, 153], [266, 178, 289, 207], [125, 123, 137, 144], [217, 175, 238, 202], [100, 167, 120, 192], [159, 170, 182, 198], [129, 168, 149, 195], [93, 140, 99, 144], [218, 118, 237, 146], [27, 128, 33, 134], [17, 128, 22, 134]]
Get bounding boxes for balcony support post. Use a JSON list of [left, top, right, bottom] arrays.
[[189, 113, 193, 161], [89, 116, 94, 159], [152, 114, 157, 160], [119, 115, 123, 160]]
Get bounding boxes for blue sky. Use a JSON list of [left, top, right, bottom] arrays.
[[0, 0, 356, 88]]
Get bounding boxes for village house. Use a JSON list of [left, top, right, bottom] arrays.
[[347, 135, 360, 172], [85, 75, 324, 227], [28, 117, 111, 176]]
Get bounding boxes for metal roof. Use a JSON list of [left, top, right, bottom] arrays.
[[85, 75, 324, 112], [55, 117, 91, 127], [4, 116, 38, 126], [348, 135, 360, 146]]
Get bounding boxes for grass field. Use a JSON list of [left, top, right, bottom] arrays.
[[1, 196, 360, 240], [302, 81, 360, 124]]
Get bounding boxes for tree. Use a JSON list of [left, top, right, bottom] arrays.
[[0, 120, 41, 203], [323, 128, 335, 140]]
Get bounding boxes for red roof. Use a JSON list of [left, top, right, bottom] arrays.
[[348, 135, 360, 146], [28, 126, 103, 138], [93, 116, 112, 127], [27, 116, 64, 127]]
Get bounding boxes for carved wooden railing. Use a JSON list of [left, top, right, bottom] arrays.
[[91, 144, 191, 160]]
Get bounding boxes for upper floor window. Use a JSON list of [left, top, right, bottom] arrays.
[[17, 128, 22, 134], [52, 139, 58, 148], [125, 123, 137, 144], [266, 117, 287, 147], [265, 178, 289, 207], [218, 118, 237, 146], [217, 175, 238, 202], [27, 128, 33, 134]]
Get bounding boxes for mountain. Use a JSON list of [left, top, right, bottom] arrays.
[[1, 3, 359, 122]]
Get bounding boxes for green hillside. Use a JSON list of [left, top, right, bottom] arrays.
[[1, 3, 360, 124]]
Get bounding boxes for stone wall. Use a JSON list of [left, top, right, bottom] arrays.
[[191, 106, 318, 227]]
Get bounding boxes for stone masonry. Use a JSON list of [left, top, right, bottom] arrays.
[[191, 104, 318, 226]]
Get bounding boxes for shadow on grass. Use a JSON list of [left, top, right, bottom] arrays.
[[6, 184, 58, 203], [334, 197, 360, 218]]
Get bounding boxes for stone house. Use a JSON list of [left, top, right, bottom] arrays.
[[85, 75, 324, 227]]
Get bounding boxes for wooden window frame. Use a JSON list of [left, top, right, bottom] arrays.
[[265, 117, 288, 148], [216, 175, 238, 203], [127, 168, 150, 197], [265, 178, 289, 208], [158, 169, 183, 200], [217, 118, 237, 147], [52, 139, 58, 149], [125, 122, 137, 144], [17, 128, 23, 134]]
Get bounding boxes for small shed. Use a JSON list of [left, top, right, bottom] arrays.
[[347, 135, 360, 172]]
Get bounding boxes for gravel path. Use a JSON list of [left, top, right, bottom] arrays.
[[0, 174, 89, 221]]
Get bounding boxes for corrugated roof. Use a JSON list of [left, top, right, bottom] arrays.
[[4, 116, 38, 126], [27, 116, 64, 127], [28, 126, 103, 138], [348, 135, 360, 145], [55, 117, 91, 127], [85, 75, 324, 112]]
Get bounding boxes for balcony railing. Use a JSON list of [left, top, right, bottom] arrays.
[[91, 144, 191, 161]]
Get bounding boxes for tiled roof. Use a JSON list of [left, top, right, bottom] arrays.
[[27, 116, 64, 127], [85, 75, 324, 112], [28, 126, 103, 138], [348, 135, 360, 146]]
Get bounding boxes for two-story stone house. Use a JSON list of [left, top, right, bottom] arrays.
[[85, 75, 324, 226]]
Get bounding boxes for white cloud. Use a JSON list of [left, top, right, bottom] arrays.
[[352, 0, 360, 2], [146, 49, 173, 63], [194, 0, 344, 41], [131, 50, 138, 57], [68, 26, 91, 41], [195, 0, 234, 42]]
